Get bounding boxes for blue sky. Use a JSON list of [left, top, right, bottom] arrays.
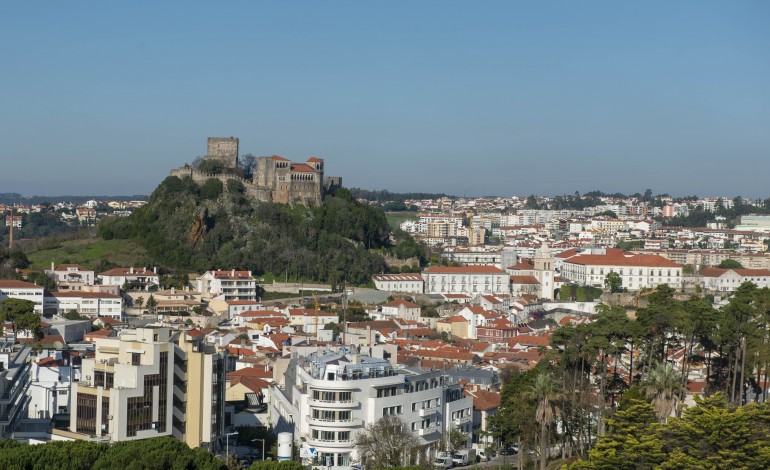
[[1, 1, 769, 198]]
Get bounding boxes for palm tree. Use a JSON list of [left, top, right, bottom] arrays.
[[643, 362, 683, 422], [525, 371, 562, 470]]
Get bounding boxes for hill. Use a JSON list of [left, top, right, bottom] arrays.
[[98, 176, 391, 287], [26, 238, 150, 271]]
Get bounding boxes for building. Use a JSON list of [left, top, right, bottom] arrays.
[[70, 328, 226, 449], [97, 267, 159, 291], [194, 270, 259, 302], [170, 137, 342, 207], [0, 339, 32, 437], [560, 248, 682, 291], [0, 280, 45, 314], [5, 215, 22, 228], [270, 350, 473, 467], [45, 264, 96, 290], [372, 274, 425, 294], [380, 298, 421, 322], [46, 292, 123, 319], [423, 266, 510, 296], [735, 215, 770, 233], [27, 350, 77, 422], [700, 268, 770, 292]]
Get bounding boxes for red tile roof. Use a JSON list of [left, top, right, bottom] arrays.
[[0, 280, 42, 289], [424, 266, 506, 274], [384, 298, 420, 308], [565, 252, 680, 268], [291, 164, 314, 173]]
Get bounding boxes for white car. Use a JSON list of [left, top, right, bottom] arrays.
[[433, 456, 454, 469]]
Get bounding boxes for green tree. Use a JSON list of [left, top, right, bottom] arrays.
[[0, 298, 42, 339], [447, 428, 468, 453], [642, 362, 683, 423], [64, 309, 87, 321], [604, 272, 622, 293], [354, 415, 420, 467], [525, 371, 562, 470], [717, 259, 744, 269]]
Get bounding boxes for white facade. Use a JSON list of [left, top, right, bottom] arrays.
[[27, 350, 76, 419], [560, 249, 683, 291], [701, 268, 770, 292], [47, 292, 123, 319], [46, 264, 95, 287], [423, 266, 510, 296], [372, 274, 424, 294], [271, 351, 473, 468], [195, 270, 258, 301], [98, 267, 159, 290], [0, 280, 45, 314], [0, 340, 32, 437]]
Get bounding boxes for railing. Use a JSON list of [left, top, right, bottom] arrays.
[[419, 406, 438, 417]]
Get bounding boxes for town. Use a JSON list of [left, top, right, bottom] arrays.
[[2, 141, 770, 469]]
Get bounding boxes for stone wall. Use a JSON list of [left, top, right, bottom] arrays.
[[207, 137, 239, 168]]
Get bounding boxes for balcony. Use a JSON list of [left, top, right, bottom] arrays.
[[419, 406, 437, 417], [307, 398, 357, 408], [453, 415, 470, 426], [307, 416, 362, 427], [306, 437, 354, 448], [418, 426, 438, 437], [173, 364, 187, 381], [173, 384, 186, 401]]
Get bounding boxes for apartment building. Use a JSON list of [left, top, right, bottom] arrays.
[[0, 339, 32, 437], [97, 267, 160, 290], [271, 350, 473, 468], [45, 263, 96, 289], [195, 270, 259, 302], [46, 292, 123, 320], [70, 328, 226, 450], [0, 280, 45, 314], [700, 268, 770, 292]]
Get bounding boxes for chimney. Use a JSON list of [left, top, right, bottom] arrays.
[[51, 261, 55, 271], [153, 266, 157, 274], [130, 267, 134, 274], [231, 269, 235, 277]]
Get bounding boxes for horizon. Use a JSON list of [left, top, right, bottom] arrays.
[[2, 1, 769, 197]]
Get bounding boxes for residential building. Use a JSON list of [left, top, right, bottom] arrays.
[[423, 266, 510, 296], [194, 270, 259, 302], [5, 215, 22, 228], [372, 274, 424, 294], [0, 280, 45, 314], [0, 339, 32, 437], [45, 263, 96, 290], [380, 298, 421, 322], [46, 292, 123, 320], [27, 350, 77, 421], [98, 267, 159, 291], [270, 350, 473, 467]]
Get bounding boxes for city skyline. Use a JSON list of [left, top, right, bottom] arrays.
[[1, 1, 769, 197]]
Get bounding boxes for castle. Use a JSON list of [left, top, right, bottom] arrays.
[[171, 137, 342, 206]]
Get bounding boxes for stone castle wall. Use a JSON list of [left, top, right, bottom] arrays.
[[207, 137, 239, 168]]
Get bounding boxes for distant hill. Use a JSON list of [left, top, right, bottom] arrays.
[[98, 176, 391, 287], [0, 194, 147, 205]]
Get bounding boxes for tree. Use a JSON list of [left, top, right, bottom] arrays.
[[0, 298, 42, 339], [64, 309, 87, 321], [146, 295, 157, 313], [643, 362, 683, 423], [354, 415, 420, 467], [240, 153, 258, 179], [717, 259, 744, 269], [447, 428, 467, 453], [135, 296, 144, 308], [524, 371, 562, 470], [604, 272, 622, 293]]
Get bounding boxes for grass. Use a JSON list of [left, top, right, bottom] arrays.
[[385, 211, 418, 230], [27, 238, 150, 271]]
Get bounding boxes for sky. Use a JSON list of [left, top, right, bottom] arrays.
[[1, 1, 769, 198]]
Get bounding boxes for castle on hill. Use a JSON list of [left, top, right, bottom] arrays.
[[171, 137, 342, 206]]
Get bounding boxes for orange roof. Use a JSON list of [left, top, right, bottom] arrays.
[[384, 298, 420, 308], [565, 252, 680, 268], [52, 292, 121, 299], [307, 157, 324, 162], [291, 164, 314, 173], [0, 280, 42, 289], [425, 266, 506, 274], [272, 155, 289, 161], [443, 315, 467, 324], [510, 275, 540, 285]]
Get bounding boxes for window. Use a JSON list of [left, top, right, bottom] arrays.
[[131, 353, 141, 366]]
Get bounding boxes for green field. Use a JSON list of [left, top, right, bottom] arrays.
[[27, 238, 150, 271], [385, 211, 418, 230]]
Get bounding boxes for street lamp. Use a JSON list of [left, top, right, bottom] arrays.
[[252, 438, 265, 461], [226, 431, 239, 461]]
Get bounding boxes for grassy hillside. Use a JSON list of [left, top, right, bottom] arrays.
[[385, 211, 418, 230], [27, 238, 150, 271]]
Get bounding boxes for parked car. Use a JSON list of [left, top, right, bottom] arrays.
[[433, 456, 454, 469]]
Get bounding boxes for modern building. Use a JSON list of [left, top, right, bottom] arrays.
[[270, 350, 473, 468], [46, 292, 123, 320], [0, 339, 32, 437], [0, 280, 45, 314], [195, 270, 259, 302], [97, 267, 159, 291], [70, 328, 226, 450]]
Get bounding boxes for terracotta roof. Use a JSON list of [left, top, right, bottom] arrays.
[[271, 155, 289, 161], [307, 157, 324, 163], [384, 298, 420, 308], [564, 252, 680, 268], [291, 163, 314, 173], [0, 280, 42, 289], [228, 375, 270, 393], [425, 266, 506, 274], [510, 275, 540, 284], [466, 390, 501, 411], [373, 273, 423, 281], [442, 315, 467, 324], [52, 292, 121, 299], [98, 267, 157, 276]]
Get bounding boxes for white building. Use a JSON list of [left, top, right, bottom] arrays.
[[271, 350, 473, 468], [0, 280, 45, 314], [46, 292, 123, 320], [700, 268, 770, 292], [27, 350, 77, 420], [97, 267, 159, 291], [372, 274, 424, 294], [194, 270, 259, 302], [0, 339, 32, 437], [423, 266, 510, 296], [380, 298, 422, 322], [560, 248, 682, 291], [45, 263, 96, 289]]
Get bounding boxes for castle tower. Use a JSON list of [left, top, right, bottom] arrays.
[[533, 242, 556, 300], [207, 137, 239, 168]]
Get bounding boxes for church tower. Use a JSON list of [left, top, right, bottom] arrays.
[[533, 242, 556, 300]]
